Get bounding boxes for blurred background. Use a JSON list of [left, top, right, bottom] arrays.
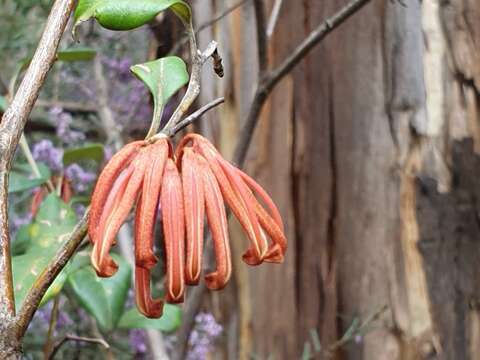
[[2, 0, 480, 359]]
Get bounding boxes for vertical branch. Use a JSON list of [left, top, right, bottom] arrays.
[[0, 0, 75, 319], [253, 0, 268, 74]]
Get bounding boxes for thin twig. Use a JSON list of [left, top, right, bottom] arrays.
[[169, 97, 225, 136], [48, 334, 110, 359], [0, 0, 76, 321], [15, 211, 89, 339], [174, 0, 373, 356], [253, 0, 268, 74], [20, 134, 55, 192], [158, 38, 218, 138], [43, 296, 60, 359], [234, 0, 373, 165], [196, 0, 251, 34], [169, 0, 251, 56], [266, 0, 283, 38]]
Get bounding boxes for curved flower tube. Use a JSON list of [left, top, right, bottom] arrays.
[[88, 132, 287, 318]]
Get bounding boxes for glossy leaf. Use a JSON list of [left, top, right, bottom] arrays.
[[12, 194, 78, 309], [131, 57, 188, 123], [67, 254, 131, 331], [118, 304, 182, 332], [0, 95, 7, 112], [9, 162, 51, 193], [57, 47, 97, 62], [74, 0, 191, 34], [63, 143, 105, 166]]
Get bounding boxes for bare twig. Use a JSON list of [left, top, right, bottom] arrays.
[[266, 0, 283, 38], [0, 0, 76, 321], [20, 134, 56, 192], [43, 296, 60, 358], [169, 0, 251, 56], [196, 0, 251, 34], [48, 334, 110, 359], [234, 0, 373, 165], [253, 0, 268, 74], [174, 0, 373, 356], [15, 211, 89, 339], [158, 37, 218, 137], [169, 97, 225, 136]]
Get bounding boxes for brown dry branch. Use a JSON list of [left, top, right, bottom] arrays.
[[0, 1, 76, 356]]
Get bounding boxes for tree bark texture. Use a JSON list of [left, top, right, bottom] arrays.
[[191, 0, 480, 358]]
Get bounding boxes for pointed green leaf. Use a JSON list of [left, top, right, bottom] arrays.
[[9, 162, 51, 194], [131, 56, 189, 123], [12, 194, 78, 309], [63, 143, 105, 166], [118, 304, 182, 332], [67, 254, 131, 331], [74, 0, 191, 34]]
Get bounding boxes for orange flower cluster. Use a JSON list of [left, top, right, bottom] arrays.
[[88, 134, 287, 318]]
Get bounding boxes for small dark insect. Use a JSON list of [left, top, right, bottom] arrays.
[[212, 49, 224, 78]]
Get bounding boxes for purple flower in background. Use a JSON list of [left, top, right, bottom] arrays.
[[186, 312, 223, 360], [49, 107, 85, 144], [65, 163, 96, 193], [103, 57, 132, 82], [129, 329, 148, 356], [32, 140, 63, 172]]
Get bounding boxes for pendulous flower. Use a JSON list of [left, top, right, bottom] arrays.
[[88, 133, 287, 318], [88, 137, 185, 318], [176, 134, 287, 290]]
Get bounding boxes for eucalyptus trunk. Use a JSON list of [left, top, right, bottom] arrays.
[[201, 0, 480, 358]]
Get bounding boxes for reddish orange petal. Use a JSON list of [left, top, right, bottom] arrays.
[[134, 141, 169, 269], [61, 179, 73, 204], [160, 159, 185, 303], [89, 141, 144, 243], [182, 148, 205, 285], [92, 149, 148, 277], [198, 155, 232, 290], [135, 266, 163, 318], [237, 170, 284, 231], [226, 163, 287, 261], [30, 187, 46, 217], [193, 140, 266, 265]]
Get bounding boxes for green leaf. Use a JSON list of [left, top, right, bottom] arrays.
[[57, 47, 97, 62], [67, 254, 131, 331], [118, 304, 182, 332], [8, 163, 51, 193], [0, 95, 7, 112], [63, 143, 104, 166], [12, 194, 78, 309], [74, 0, 191, 34], [131, 56, 188, 123]]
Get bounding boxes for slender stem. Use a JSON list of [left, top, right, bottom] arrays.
[[160, 37, 218, 137], [48, 334, 109, 359], [15, 211, 89, 339], [20, 134, 55, 192], [266, 0, 283, 37], [253, 0, 268, 74], [43, 296, 60, 359], [0, 0, 76, 321], [164, 97, 224, 137]]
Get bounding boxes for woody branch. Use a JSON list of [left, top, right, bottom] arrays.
[[0, 0, 76, 326]]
